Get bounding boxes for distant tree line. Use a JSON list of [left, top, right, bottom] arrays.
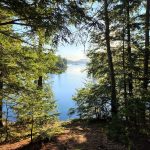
[[55, 56, 67, 73]]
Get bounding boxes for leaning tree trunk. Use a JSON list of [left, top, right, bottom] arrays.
[[104, 0, 118, 118]]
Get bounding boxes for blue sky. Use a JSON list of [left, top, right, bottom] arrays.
[[13, 24, 88, 61]]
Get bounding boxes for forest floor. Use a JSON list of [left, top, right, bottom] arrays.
[[0, 120, 149, 150], [0, 120, 126, 150]]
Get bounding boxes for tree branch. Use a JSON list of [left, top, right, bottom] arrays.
[[0, 18, 27, 26], [0, 30, 35, 47]]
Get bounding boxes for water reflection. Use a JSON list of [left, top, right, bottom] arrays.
[[50, 64, 87, 120], [3, 64, 87, 121]]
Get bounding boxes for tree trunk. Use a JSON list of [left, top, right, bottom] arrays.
[[104, 0, 118, 118], [37, 34, 43, 89], [141, 0, 150, 124], [122, 27, 128, 122], [31, 116, 33, 142], [143, 0, 149, 90], [38, 76, 43, 88], [126, 0, 133, 96], [0, 71, 3, 127]]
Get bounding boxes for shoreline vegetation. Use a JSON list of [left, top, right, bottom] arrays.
[[0, 55, 67, 143], [55, 56, 67, 74]]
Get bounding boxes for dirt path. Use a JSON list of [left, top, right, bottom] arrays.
[[0, 139, 30, 150], [46, 121, 126, 150], [0, 121, 126, 150]]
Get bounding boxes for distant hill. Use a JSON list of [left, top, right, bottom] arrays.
[[67, 59, 88, 65]]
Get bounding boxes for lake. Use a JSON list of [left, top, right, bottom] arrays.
[[50, 63, 87, 120], [3, 63, 87, 121]]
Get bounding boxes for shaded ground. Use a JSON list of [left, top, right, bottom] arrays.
[[0, 139, 30, 150], [0, 120, 150, 150]]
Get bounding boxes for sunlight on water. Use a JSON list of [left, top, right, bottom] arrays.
[[50, 64, 87, 120]]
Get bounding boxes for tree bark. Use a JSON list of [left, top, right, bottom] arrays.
[[37, 34, 43, 89], [38, 76, 42, 88], [104, 0, 118, 118], [122, 27, 128, 122], [31, 116, 33, 142], [0, 72, 3, 127], [143, 0, 150, 90], [141, 0, 150, 124], [126, 0, 133, 96]]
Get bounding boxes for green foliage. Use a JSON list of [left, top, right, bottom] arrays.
[[71, 82, 111, 119], [0, 4, 70, 142], [14, 85, 57, 124], [0, 30, 59, 141], [55, 56, 67, 73], [0, 0, 89, 142], [71, 0, 150, 147], [0, 0, 150, 148]]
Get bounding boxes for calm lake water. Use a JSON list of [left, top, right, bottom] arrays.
[[50, 63, 87, 120], [3, 63, 87, 121]]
